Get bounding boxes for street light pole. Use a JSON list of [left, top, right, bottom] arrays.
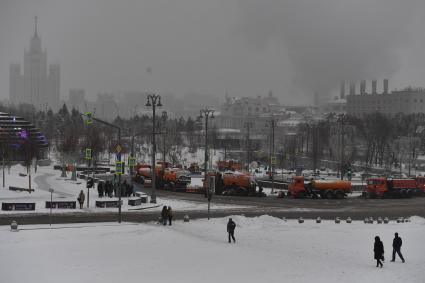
[[244, 119, 253, 170], [146, 94, 163, 204], [198, 108, 215, 220], [266, 119, 276, 194]]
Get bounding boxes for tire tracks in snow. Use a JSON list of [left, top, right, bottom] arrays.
[[34, 172, 73, 197]]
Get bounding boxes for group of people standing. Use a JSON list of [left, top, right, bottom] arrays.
[[161, 206, 173, 226], [374, 232, 405, 268], [97, 180, 134, 198]]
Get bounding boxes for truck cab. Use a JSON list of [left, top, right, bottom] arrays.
[[366, 177, 387, 197], [287, 176, 306, 197]]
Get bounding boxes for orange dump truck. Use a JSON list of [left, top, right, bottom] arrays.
[[134, 163, 191, 190], [204, 171, 261, 196], [288, 176, 352, 199], [366, 177, 423, 198]]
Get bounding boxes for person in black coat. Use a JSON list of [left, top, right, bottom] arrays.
[[161, 206, 168, 226], [374, 236, 384, 268], [391, 232, 405, 263], [227, 218, 236, 243]]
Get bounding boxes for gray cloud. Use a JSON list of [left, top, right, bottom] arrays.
[[0, 0, 425, 106], [236, 0, 425, 93]]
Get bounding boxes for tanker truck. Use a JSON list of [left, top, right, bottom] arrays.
[[204, 171, 263, 196], [287, 176, 352, 199], [134, 163, 191, 191]]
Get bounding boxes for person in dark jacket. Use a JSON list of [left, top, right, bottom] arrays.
[[77, 190, 85, 209], [374, 236, 384, 268], [161, 206, 168, 226], [227, 218, 236, 243], [391, 232, 405, 263], [167, 206, 173, 226]]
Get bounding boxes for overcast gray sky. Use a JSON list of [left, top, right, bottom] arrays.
[[1, 0, 425, 105]]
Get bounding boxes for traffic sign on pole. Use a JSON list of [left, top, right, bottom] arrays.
[[115, 161, 124, 175], [271, 156, 277, 165], [128, 156, 136, 167], [85, 148, 92, 160], [84, 112, 93, 125], [116, 144, 122, 153]]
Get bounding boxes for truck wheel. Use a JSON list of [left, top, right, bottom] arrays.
[[298, 191, 306, 198], [325, 190, 333, 199], [400, 189, 407, 198], [335, 191, 344, 199]]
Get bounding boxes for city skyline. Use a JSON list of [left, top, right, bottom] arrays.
[[1, 0, 425, 106]]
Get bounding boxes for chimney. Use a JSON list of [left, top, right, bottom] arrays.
[[372, 80, 377, 94], [340, 81, 345, 99], [360, 80, 366, 95], [383, 79, 389, 94], [349, 82, 355, 96]]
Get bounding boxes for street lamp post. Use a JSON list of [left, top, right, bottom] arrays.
[[198, 108, 215, 220], [244, 119, 253, 170], [266, 118, 276, 194], [337, 114, 347, 180], [146, 94, 163, 204]]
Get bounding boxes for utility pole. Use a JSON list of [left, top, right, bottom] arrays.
[[338, 114, 346, 180], [82, 112, 123, 223], [146, 94, 163, 204], [266, 118, 276, 194], [198, 108, 215, 220], [244, 119, 253, 170]]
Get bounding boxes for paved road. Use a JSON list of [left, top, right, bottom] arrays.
[[1, 182, 424, 225]]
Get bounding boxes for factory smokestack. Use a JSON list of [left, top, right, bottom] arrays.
[[360, 80, 366, 95], [372, 80, 377, 94], [340, 81, 345, 99], [349, 82, 355, 96], [383, 79, 389, 94]]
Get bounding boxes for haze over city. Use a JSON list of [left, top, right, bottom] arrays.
[[1, 0, 425, 105]]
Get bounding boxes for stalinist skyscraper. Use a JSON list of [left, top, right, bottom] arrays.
[[9, 17, 60, 111]]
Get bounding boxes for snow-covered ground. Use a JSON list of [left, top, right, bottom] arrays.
[[0, 164, 248, 214], [1, 216, 424, 283]]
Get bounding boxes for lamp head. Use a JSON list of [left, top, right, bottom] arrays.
[[157, 97, 163, 107], [145, 97, 152, 107]]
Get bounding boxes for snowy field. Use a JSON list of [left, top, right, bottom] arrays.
[[0, 164, 248, 214], [1, 216, 424, 283]]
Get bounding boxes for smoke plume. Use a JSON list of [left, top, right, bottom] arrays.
[[237, 0, 424, 93]]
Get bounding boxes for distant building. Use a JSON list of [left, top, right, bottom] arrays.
[[347, 81, 425, 117], [96, 93, 118, 121], [67, 89, 87, 112], [9, 17, 60, 111], [216, 91, 287, 132]]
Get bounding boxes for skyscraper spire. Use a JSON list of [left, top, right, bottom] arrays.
[[34, 16, 38, 37]]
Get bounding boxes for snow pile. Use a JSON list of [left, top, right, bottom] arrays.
[[1, 216, 424, 283]]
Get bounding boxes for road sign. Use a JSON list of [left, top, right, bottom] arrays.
[[115, 161, 124, 175], [271, 156, 277, 165], [116, 144, 122, 153], [85, 148, 92, 160], [128, 156, 136, 167], [84, 112, 93, 125]]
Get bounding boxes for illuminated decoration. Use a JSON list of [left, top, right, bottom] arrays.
[[18, 130, 29, 140]]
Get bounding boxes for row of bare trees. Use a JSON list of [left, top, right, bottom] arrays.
[[294, 112, 425, 174]]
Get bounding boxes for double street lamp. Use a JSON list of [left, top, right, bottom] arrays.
[[198, 108, 215, 220], [146, 94, 162, 204]]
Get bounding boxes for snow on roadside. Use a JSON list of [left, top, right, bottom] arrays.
[[0, 216, 424, 283], [0, 165, 249, 214]]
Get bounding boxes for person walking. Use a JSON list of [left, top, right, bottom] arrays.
[[391, 232, 405, 263], [167, 206, 173, 226], [374, 236, 384, 268], [77, 190, 85, 209], [227, 218, 236, 243], [161, 206, 168, 226]]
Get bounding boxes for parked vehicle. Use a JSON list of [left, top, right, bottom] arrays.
[[204, 171, 263, 196]]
